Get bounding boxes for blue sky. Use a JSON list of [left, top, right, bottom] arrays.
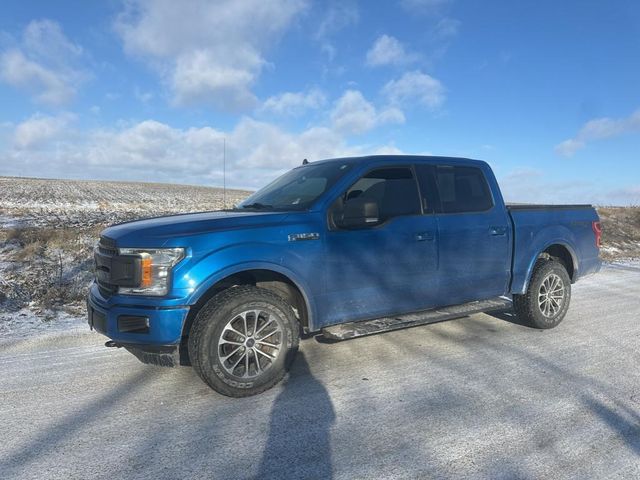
[[0, 0, 638, 205]]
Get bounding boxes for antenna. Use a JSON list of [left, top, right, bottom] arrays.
[[223, 137, 226, 209]]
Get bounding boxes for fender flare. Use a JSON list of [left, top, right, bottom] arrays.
[[520, 240, 579, 294], [186, 260, 318, 332]]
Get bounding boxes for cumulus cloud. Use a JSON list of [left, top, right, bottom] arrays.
[[555, 109, 640, 157], [260, 89, 326, 116], [365, 35, 419, 67], [3, 114, 406, 188], [12, 112, 75, 149], [0, 20, 87, 106], [331, 90, 405, 135], [382, 70, 445, 109], [114, 0, 307, 111]]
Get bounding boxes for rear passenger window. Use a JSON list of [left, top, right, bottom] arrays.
[[436, 166, 493, 213]]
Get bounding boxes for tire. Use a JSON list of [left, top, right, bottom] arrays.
[[188, 286, 300, 397], [513, 259, 572, 329]]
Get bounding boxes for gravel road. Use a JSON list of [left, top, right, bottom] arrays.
[[1, 264, 639, 479]]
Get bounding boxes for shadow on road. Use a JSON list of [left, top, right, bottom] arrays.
[[583, 396, 640, 456], [256, 351, 335, 479], [484, 308, 533, 328], [0, 368, 157, 478]]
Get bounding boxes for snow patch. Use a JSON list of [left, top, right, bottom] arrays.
[[0, 308, 85, 341]]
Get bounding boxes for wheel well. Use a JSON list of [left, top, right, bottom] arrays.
[[178, 269, 309, 365], [539, 244, 575, 281]]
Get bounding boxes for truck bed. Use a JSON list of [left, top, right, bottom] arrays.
[[507, 203, 601, 295], [506, 203, 593, 211]]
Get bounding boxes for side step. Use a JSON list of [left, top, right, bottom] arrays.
[[321, 297, 512, 341]]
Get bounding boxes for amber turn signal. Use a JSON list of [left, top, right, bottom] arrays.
[[140, 254, 153, 287]]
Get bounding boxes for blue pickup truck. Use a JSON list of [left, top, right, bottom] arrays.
[[88, 155, 601, 396]]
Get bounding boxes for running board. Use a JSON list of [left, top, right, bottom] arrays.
[[321, 297, 512, 341]]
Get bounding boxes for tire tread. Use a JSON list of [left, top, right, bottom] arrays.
[[513, 258, 571, 329], [188, 286, 299, 397]]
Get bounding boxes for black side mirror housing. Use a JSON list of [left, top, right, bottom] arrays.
[[341, 197, 380, 228]]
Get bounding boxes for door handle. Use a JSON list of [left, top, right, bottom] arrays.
[[415, 232, 435, 242], [489, 226, 507, 236]]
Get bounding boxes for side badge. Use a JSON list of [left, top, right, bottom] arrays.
[[288, 232, 320, 242]]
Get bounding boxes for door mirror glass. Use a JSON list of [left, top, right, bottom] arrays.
[[340, 197, 380, 228]]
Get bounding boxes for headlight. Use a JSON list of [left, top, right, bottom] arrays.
[[117, 248, 185, 296]]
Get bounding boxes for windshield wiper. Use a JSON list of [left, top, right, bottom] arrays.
[[239, 202, 274, 210]]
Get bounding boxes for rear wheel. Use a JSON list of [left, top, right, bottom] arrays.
[[188, 286, 300, 397], [513, 259, 571, 329]]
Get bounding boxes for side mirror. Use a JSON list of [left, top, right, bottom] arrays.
[[341, 197, 379, 228]]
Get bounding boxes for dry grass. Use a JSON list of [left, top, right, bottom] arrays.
[[0, 226, 98, 314], [597, 207, 640, 260]]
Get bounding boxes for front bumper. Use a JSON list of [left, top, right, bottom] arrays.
[[87, 282, 190, 347]]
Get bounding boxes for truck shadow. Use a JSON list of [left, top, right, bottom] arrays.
[[255, 351, 335, 479], [483, 307, 533, 327]]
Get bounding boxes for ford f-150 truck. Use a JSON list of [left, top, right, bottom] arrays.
[[88, 155, 602, 396]]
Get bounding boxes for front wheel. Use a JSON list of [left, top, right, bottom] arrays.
[[513, 259, 572, 329], [188, 286, 300, 397]]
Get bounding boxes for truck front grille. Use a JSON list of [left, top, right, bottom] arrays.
[[95, 236, 118, 297]]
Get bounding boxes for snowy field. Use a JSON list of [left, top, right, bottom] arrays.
[[0, 176, 249, 228], [0, 176, 250, 336], [0, 176, 639, 339]]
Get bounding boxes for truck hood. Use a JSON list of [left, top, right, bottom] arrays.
[[101, 210, 290, 247]]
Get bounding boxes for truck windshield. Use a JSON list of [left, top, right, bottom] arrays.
[[236, 161, 354, 211]]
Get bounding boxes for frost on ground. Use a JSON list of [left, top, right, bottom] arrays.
[[1, 176, 639, 339], [0, 176, 250, 339], [0, 176, 249, 228], [0, 308, 86, 341]]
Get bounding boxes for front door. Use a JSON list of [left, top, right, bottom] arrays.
[[319, 166, 439, 327]]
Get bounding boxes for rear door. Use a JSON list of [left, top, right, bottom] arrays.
[[431, 165, 512, 305]]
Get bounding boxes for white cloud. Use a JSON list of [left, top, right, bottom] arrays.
[[12, 112, 75, 149], [382, 70, 445, 109], [315, 1, 359, 39], [554, 139, 584, 157], [260, 89, 326, 116], [499, 167, 639, 206], [314, 1, 359, 62], [2, 114, 407, 189], [331, 90, 405, 135], [433, 17, 460, 39], [22, 18, 83, 62], [114, 0, 307, 111], [555, 109, 640, 157], [365, 35, 419, 67], [0, 20, 87, 106]]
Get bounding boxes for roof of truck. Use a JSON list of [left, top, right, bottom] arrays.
[[304, 154, 489, 168]]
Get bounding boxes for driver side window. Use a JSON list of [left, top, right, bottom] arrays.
[[331, 167, 421, 229]]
